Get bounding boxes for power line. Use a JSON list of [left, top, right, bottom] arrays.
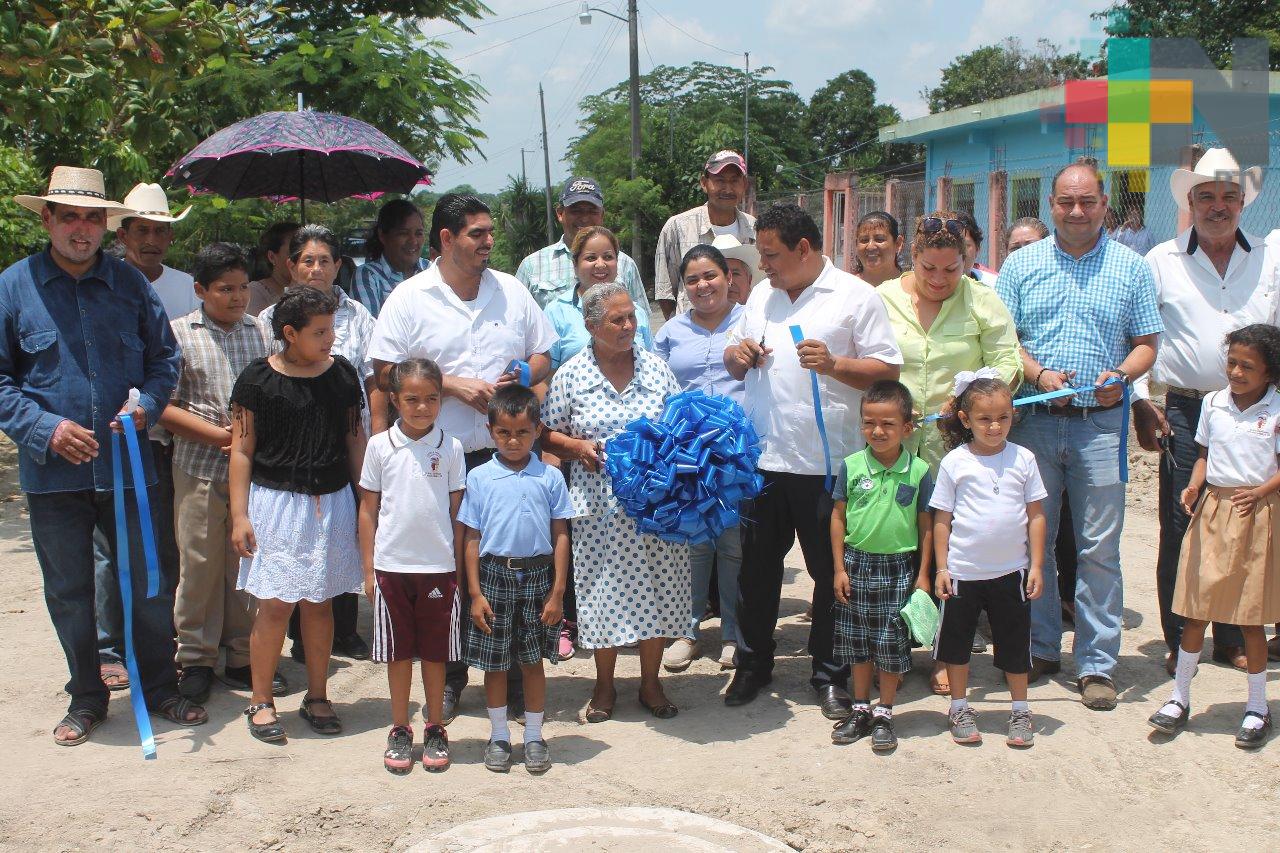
[[429, 0, 580, 38], [641, 1, 739, 56], [455, 12, 578, 61], [549, 17, 627, 131]]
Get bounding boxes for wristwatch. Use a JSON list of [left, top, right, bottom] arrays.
[[1112, 368, 1130, 384]]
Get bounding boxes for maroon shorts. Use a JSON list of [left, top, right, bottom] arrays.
[[372, 570, 461, 663]]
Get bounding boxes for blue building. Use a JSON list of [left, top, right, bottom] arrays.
[[877, 73, 1280, 269]]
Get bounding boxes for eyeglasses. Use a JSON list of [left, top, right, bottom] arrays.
[[920, 216, 965, 238]]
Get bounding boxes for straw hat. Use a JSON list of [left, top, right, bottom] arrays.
[[710, 233, 760, 277], [1169, 147, 1262, 212], [108, 183, 192, 230], [14, 166, 133, 214]]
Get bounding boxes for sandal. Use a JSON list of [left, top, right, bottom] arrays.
[[929, 665, 950, 696], [54, 707, 106, 746], [100, 662, 130, 692], [299, 695, 343, 735], [155, 695, 209, 726], [639, 693, 679, 719], [584, 689, 616, 724], [245, 702, 287, 743]]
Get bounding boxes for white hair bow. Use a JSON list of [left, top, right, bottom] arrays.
[[952, 366, 1001, 397]]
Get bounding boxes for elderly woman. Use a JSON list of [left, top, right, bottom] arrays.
[[653, 245, 745, 673], [544, 226, 652, 372], [853, 211, 904, 286], [542, 283, 689, 721]]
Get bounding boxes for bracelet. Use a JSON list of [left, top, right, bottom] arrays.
[[1033, 367, 1050, 390]]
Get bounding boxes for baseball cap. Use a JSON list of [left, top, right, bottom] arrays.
[[704, 150, 747, 176], [559, 177, 604, 208]]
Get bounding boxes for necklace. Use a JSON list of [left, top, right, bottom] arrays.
[[982, 445, 1010, 494]]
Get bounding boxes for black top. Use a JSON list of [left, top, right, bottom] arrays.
[[230, 355, 364, 495]]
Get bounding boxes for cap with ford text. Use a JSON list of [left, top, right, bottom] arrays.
[[559, 176, 604, 208], [704, 150, 747, 176]]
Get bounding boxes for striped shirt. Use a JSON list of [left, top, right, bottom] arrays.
[[995, 230, 1163, 408], [169, 308, 269, 482], [654, 205, 755, 312], [515, 237, 651, 314], [349, 255, 430, 317]]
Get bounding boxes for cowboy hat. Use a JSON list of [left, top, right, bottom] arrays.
[[108, 183, 192, 230], [710, 233, 760, 279], [14, 166, 133, 214], [1169, 147, 1262, 212]]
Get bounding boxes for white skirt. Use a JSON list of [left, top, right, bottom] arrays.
[[237, 484, 363, 603]]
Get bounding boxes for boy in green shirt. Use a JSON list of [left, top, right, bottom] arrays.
[[829, 380, 933, 751]]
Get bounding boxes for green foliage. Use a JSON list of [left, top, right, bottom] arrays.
[[489, 175, 546, 274], [1098, 1, 1280, 70], [804, 69, 916, 173], [0, 147, 48, 267], [923, 38, 1091, 113]]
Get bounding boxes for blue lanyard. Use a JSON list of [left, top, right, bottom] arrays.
[[789, 325, 834, 492]]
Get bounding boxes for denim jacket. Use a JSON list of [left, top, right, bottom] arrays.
[[0, 248, 180, 493]]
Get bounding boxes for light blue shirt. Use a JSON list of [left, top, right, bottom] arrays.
[[544, 288, 654, 371], [350, 255, 430, 317], [996, 230, 1162, 407], [652, 304, 745, 402], [457, 454, 574, 557]]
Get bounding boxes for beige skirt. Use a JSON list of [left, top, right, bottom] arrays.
[[1173, 485, 1280, 625]]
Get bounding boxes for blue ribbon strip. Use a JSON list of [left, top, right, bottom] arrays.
[[111, 412, 161, 759], [505, 359, 531, 387], [789, 325, 834, 492]]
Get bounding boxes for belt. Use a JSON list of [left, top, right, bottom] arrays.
[[1040, 401, 1121, 417], [481, 553, 553, 570], [1166, 385, 1205, 400]]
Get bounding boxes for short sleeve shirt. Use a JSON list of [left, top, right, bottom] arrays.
[[1195, 386, 1280, 488], [832, 448, 933, 555], [544, 288, 653, 371], [150, 265, 199, 321], [457, 455, 574, 558], [653, 304, 745, 401], [358, 423, 465, 573]]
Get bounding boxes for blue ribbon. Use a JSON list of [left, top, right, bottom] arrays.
[[111, 413, 161, 760], [789, 325, 834, 492], [505, 359, 531, 387]]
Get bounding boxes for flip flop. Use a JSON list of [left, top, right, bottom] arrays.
[[930, 670, 950, 696], [639, 694, 679, 719], [53, 708, 106, 746], [584, 690, 616, 723], [100, 662, 130, 692]]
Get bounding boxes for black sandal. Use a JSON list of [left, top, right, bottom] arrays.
[[639, 694, 679, 719], [245, 702, 287, 742], [53, 707, 106, 746], [299, 695, 342, 735], [155, 695, 209, 726]]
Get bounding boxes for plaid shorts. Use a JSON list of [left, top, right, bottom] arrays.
[[832, 547, 915, 674], [463, 555, 560, 672]]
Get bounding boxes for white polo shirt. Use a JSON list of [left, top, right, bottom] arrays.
[[1135, 228, 1279, 399], [1196, 386, 1280, 488], [150, 265, 199, 321], [727, 257, 902, 475], [367, 264, 558, 452], [358, 423, 465, 573]]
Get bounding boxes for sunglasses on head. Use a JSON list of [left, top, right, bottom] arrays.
[[921, 216, 965, 238]]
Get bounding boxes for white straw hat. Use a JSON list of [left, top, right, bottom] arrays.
[[108, 182, 192, 230], [1169, 147, 1262, 212], [14, 166, 133, 214], [710, 234, 760, 278]]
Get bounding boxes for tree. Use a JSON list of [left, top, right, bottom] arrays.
[[1098, 1, 1280, 70], [804, 69, 914, 173], [923, 38, 1091, 113], [488, 175, 547, 274]]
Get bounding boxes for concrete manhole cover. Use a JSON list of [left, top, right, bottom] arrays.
[[412, 806, 790, 852]]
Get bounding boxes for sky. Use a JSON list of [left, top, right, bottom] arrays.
[[422, 0, 1110, 193]]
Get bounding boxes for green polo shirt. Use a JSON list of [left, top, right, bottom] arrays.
[[832, 447, 933, 555]]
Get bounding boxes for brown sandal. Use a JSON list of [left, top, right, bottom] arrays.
[[584, 689, 616, 723]]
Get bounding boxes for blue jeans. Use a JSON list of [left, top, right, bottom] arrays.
[[686, 524, 742, 642], [1011, 407, 1126, 679], [28, 487, 179, 713]]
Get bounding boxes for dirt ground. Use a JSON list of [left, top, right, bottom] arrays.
[[0, 439, 1278, 852]]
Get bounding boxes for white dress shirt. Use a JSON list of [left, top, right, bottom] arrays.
[[1135, 228, 1279, 399], [727, 258, 902, 475], [367, 264, 558, 452]]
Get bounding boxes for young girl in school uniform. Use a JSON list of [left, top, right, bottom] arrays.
[[1148, 324, 1280, 749], [931, 370, 1047, 748], [230, 286, 367, 743]]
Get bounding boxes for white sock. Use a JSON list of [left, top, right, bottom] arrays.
[[1011, 700, 1029, 714], [1244, 671, 1269, 729], [524, 710, 545, 742], [873, 705, 892, 718], [487, 706, 510, 742], [1164, 647, 1200, 715], [949, 698, 968, 715]]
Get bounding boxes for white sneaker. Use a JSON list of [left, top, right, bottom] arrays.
[[718, 642, 737, 669], [662, 638, 698, 672]]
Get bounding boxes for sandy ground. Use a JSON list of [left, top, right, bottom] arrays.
[[1, 438, 1278, 852]]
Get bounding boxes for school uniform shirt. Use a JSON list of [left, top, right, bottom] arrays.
[[457, 455, 574, 558], [832, 447, 933, 555], [149, 264, 199, 321], [367, 264, 559, 453], [929, 442, 1048, 581], [1195, 386, 1280, 488], [358, 422, 465, 573], [727, 258, 902, 476]]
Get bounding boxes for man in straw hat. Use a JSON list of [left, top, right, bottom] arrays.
[[0, 166, 207, 745], [710, 233, 759, 305], [110, 182, 197, 320], [1132, 147, 1278, 681]]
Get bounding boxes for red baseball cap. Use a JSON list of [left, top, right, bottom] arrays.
[[704, 150, 747, 176]]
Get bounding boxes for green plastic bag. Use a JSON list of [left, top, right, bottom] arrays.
[[900, 588, 940, 647]]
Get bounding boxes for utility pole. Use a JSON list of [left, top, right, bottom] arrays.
[[539, 84, 555, 244], [626, 0, 641, 265], [520, 148, 528, 185], [743, 52, 750, 168]]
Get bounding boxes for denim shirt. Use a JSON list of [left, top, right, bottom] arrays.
[[0, 248, 180, 493]]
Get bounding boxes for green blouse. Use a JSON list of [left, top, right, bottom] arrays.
[[879, 274, 1022, 472]]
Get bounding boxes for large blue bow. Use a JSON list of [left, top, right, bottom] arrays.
[[604, 390, 764, 544]]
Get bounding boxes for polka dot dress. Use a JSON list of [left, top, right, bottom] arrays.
[[543, 345, 691, 649]]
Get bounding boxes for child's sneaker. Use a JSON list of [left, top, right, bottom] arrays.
[[484, 739, 513, 772], [421, 724, 450, 772], [831, 708, 872, 744], [949, 706, 981, 744], [383, 725, 414, 774], [558, 623, 576, 661], [1006, 710, 1034, 748], [524, 739, 551, 774], [869, 714, 897, 751]]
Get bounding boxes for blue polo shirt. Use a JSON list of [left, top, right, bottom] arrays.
[[457, 454, 574, 557]]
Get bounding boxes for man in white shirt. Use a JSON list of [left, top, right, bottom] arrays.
[[110, 183, 198, 320], [722, 203, 902, 717], [367, 193, 558, 720], [1132, 147, 1276, 675]]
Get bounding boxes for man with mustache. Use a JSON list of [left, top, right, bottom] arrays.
[[112, 183, 197, 321]]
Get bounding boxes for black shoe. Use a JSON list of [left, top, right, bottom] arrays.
[[1235, 711, 1272, 749], [870, 713, 897, 751], [442, 685, 461, 725], [724, 669, 770, 706], [290, 641, 305, 664], [224, 665, 288, 696], [818, 685, 853, 720], [178, 665, 214, 704], [334, 633, 370, 660], [1027, 656, 1061, 684], [1147, 699, 1189, 735], [831, 708, 871, 744]]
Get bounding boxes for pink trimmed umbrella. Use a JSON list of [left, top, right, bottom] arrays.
[[166, 111, 431, 221]]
